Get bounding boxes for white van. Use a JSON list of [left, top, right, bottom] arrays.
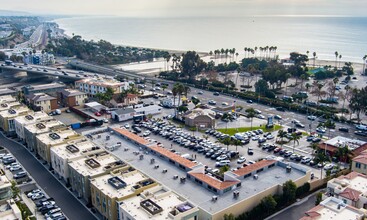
[[215, 160, 230, 167]]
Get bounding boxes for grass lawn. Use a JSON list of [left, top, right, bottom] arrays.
[[217, 125, 282, 136]]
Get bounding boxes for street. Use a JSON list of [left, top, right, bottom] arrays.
[[0, 132, 97, 220]]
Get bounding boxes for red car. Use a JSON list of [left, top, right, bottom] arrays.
[[95, 112, 101, 116], [273, 147, 282, 153]]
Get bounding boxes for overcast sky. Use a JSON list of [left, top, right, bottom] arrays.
[[2, 0, 366, 17]]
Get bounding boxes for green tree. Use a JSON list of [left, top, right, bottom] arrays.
[[349, 87, 367, 123], [260, 195, 277, 215], [282, 180, 297, 203], [180, 51, 207, 80], [222, 136, 232, 150], [290, 132, 301, 152], [254, 79, 269, 96], [161, 84, 168, 92], [219, 165, 230, 174], [0, 51, 6, 61], [277, 130, 288, 147], [223, 213, 235, 220], [315, 192, 323, 205], [245, 108, 257, 130]]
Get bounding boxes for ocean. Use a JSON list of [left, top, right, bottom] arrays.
[[55, 16, 367, 63]]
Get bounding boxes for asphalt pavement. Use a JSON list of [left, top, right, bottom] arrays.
[[0, 132, 97, 220]]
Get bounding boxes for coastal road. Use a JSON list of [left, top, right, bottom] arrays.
[[0, 132, 97, 220]]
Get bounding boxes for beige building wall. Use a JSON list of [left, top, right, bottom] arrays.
[[352, 161, 367, 175]]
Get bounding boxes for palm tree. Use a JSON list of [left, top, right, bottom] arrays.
[[245, 108, 256, 130], [277, 130, 287, 148], [311, 81, 326, 105], [222, 137, 231, 150], [183, 86, 191, 98], [172, 86, 178, 114], [338, 54, 342, 69], [335, 51, 338, 68], [290, 132, 301, 152], [235, 52, 239, 62], [313, 52, 317, 67], [161, 84, 168, 93], [306, 51, 310, 65], [335, 145, 353, 163], [324, 119, 335, 140]]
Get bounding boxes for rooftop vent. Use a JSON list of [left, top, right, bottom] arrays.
[[66, 144, 79, 153], [286, 166, 292, 173], [25, 115, 34, 120], [8, 109, 16, 114], [0, 103, 7, 107], [253, 174, 259, 180], [212, 196, 218, 202], [233, 190, 240, 199], [108, 176, 127, 189], [36, 123, 46, 129], [140, 199, 163, 215], [85, 158, 101, 169], [49, 133, 60, 140]]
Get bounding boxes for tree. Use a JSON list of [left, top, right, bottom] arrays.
[[313, 52, 317, 67], [223, 213, 235, 220], [180, 51, 207, 80], [315, 192, 323, 205], [0, 51, 6, 61], [282, 180, 297, 203], [260, 195, 277, 215], [311, 81, 326, 105], [335, 145, 353, 163], [222, 137, 232, 150], [334, 51, 338, 68], [290, 132, 301, 152], [277, 130, 288, 147], [349, 87, 367, 123], [254, 79, 269, 96], [363, 55, 367, 75], [245, 108, 257, 130], [342, 62, 354, 75], [161, 84, 168, 92]]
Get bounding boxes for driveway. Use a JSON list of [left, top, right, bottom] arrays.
[[0, 132, 97, 220]]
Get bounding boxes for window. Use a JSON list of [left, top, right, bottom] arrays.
[[356, 162, 361, 169]]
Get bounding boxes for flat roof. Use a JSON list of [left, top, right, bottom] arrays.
[[189, 172, 239, 190], [300, 197, 365, 220], [68, 152, 123, 177], [120, 185, 196, 220], [0, 88, 17, 96], [36, 128, 81, 146], [24, 83, 65, 91], [149, 145, 197, 169], [93, 132, 309, 215], [50, 139, 102, 161], [323, 136, 366, 151], [233, 160, 277, 177], [76, 78, 126, 88], [0, 95, 16, 102], [91, 168, 152, 199], [14, 111, 49, 126], [0, 101, 21, 112], [331, 172, 367, 196], [24, 119, 64, 134], [0, 106, 31, 118]]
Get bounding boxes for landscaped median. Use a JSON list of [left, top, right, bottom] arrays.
[[217, 124, 282, 136]]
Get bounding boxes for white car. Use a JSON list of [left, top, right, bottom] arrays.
[[221, 102, 229, 106], [215, 160, 230, 167], [291, 119, 301, 124], [316, 127, 326, 133], [257, 114, 265, 119], [324, 163, 335, 170], [356, 124, 367, 131], [142, 131, 151, 137], [32, 193, 45, 201], [254, 109, 262, 114], [216, 155, 228, 161], [266, 134, 274, 140], [252, 135, 259, 141], [27, 189, 42, 198], [9, 165, 22, 171], [237, 156, 246, 164], [5, 162, 18, 169], [307, 115, 317, 120], [124, 123, 130, 129]]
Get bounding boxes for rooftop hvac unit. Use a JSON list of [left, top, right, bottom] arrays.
[[286, 166, 292, 173], [139, 155, 144, 160], [180, 177, 186, 183], [154, 165, 159, 169], [233, 190, 240, 198], [150, 158, 155, 164], [162, 169, 167, 173], [106, 135, 110, 140], [253, 174, 259, 180], [212, 196, 218, 202], [173, 175, 178, 179]]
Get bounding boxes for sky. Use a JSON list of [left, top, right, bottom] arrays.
[[1, 0, 366, 17]]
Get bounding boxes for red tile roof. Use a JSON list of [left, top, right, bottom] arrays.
[[149, 145, 197, 169], [299, 205, 323, 220], [189, 173, 239, 190], [113, 128, 149, 146], [126, 93, 138, 99], [339, 187, 361, 202], [233, 160, 277, 177], [338, 171, 367, 180], [353, 154, 367, 165]]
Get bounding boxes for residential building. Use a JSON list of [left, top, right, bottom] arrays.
[[68, 151, 125, 203], [352, 150, 367, 175], [184, 108, 216, 129], [14, 111, 50, 142], [0, 199, 21, 220], [160, 98, 174, 108], [0, 88, 17, 97], [300, 197, 366, 220], [91, 167, 158, 220], [0, 174, 12, 202], [21, 83, 66, 95], [58, 89, 87, 107], [0, 102, 21, 112], [325, 172, 367, 209], [36, 127, 82, 164], [0, 106, 32, 135], [50, 138, 104, 183], [134, 105, 162, 116], [24, 119, 65, 153], [25, 93, 57, 113], [0, 95, 16, 104], [119, 185, 199, 220], [75, 78, 130, 97], [111, 108, 136, 122], [318, 136, 367, 160]]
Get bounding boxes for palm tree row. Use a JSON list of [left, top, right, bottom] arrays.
[[171, 83, 191, 116], [211, 48, 237, 63], [243, 46, 277, 60]]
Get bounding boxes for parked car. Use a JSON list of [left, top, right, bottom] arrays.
[[213, 92, 220, 96], [307, 115, 317, 120], [215, 160, 230, 167], [338, 127, 349, 132], [237, 156, 246, 164], [94, 112, 101, 116], [9, 165, 22, 171], [32, 193, 45, 200], [27, 189, 42, 198], [274, 115, 282, 120], [13, 171, 27, 179]]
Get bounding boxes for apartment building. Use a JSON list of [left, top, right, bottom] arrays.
[[119, 185, 199, 220], [0, 106, 32, 135], [0, 95, 16, 103], [14, 111, 50, 142], [68, 152, 125, 203], [0, 101, 21, 112], [300, 197, 366, 220], [36, 127, 82, 164], [0, 174, 12, 202], [26, 92, 57, 113], [75, 78, 130, 97], [58, 89, 87, 107], [352, 150, 367, 175], [50, 138, 104, 183], [325, 171, 367, 209], [91, 167, 158, 220], [24, 119, 65, 153]]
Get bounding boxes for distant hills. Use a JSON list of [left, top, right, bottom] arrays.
[[0, 10, 32, 16]]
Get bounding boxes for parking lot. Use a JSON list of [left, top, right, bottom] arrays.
[[92, 117, 333, 180]]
